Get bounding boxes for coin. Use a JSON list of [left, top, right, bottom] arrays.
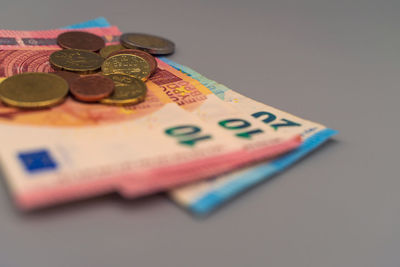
[[0, 73, 68, 108], [50, 49, 104, 74], [101, 74, 147, 105], [101, 54, 151, 81], [99, 44, 125, 58], [57, 31, 105, 52], [120, 33, 175, 55], [107, 49, 158, 75], [53, 71, 80, 87], [70, 75, 115, 102]]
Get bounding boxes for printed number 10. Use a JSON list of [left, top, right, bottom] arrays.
[[165, 125, 212, 147]]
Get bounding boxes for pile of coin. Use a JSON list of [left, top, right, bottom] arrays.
[[0, 31, 175, 108]]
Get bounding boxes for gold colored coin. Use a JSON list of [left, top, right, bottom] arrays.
[[101, 54, 151, 81], [100, 74, 147, 105], [99, 44, 125, 58], [0, 73, 68, 108], [49, 49, 104, 73]]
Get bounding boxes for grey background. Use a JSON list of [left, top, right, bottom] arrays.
[[0, 0, 399, 266]]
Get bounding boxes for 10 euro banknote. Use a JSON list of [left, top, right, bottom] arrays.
[[0, 23, 300, 209]]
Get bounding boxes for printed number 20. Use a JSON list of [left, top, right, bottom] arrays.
[[252, 111, 301, 130]]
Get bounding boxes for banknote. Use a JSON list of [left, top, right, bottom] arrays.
[[161, 57, 338, 215], [0, 27, 301, 209], [0, 56, 299, 210], [0, 26, 120, 50]]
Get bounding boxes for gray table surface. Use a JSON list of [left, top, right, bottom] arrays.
[[1, 1, 399, 266]]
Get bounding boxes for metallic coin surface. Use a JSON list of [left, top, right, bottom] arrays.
[[100, 44, 125, 58], [50, 49, 104, 73], [107, 49, 158, 75], [101, 74, 147, 105], [57, 31, 105, 52], [120, 33, 175, 55], [101, 54, 151, 81], [70, 75, 115, 102], [0, 73, 68, 108], [53, 71, 80, 87]]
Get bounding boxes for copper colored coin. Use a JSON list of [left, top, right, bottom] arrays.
[[108, 49, 158, 74], [70, 75, 115, 102], [53, 71, 80, 87], [57, 31, 105, 52]]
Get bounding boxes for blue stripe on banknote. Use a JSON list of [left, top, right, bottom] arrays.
[[62, 17, 111, 29], [189, 128, 337, 214]]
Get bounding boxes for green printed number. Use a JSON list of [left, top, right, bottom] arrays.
[[252, 111, 301, 130], [218, 119, 264, 139], [165, 125, 212, 147]]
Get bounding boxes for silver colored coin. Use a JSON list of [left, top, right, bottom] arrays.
[[120, 33, 175, 55]]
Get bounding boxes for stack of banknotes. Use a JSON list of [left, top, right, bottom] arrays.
[[0, 17, 337, 215]]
